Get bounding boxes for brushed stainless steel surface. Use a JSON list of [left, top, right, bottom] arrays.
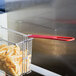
[[5, 0, 51, 11], [7, 0, 76, 76]]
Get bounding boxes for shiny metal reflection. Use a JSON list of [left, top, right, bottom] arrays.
[[31, 64, 61, 76]]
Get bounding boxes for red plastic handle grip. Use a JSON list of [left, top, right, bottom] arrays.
[[28, 35, 75, 41]]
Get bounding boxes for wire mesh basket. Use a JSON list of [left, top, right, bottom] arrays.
[[0, 26, 33, 76]]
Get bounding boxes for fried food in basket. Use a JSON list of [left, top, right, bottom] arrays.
[[0, 44, 28, 76]]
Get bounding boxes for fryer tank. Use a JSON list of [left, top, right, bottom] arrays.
[[0, 0, 76, 76]]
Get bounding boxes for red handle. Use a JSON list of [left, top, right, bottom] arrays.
[[28, 35, 75, 41]]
